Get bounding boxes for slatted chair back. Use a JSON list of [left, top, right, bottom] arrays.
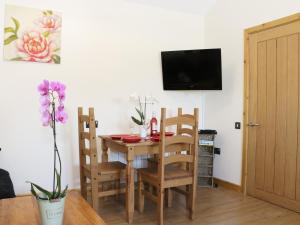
[[78, 107, 98, 198], [158, 108, 199, 185], [177, 108, 196, 136]]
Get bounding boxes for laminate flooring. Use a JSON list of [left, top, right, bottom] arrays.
[[97, 187, 300, 225]]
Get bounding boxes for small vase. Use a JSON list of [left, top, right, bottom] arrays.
[[139, 124, 148, 138], [37, 195, 66, 225]]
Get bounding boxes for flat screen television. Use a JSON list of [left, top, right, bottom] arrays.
[[161, 48, 222, 90]]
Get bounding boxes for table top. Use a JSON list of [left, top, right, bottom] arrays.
[[0, 191, 106, 225], [99, 135, 159, 147]]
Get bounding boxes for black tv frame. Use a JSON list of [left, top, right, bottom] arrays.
[[161, 48, 222, 90]]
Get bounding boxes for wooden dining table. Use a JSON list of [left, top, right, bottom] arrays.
[[99, 135, 159, 223], [0, 190, 106, 225]]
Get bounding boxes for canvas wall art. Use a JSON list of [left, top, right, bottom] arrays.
[[3, 5, 62, 64]]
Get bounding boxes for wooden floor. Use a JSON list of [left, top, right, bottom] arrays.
[[96, 187, 300, 225]]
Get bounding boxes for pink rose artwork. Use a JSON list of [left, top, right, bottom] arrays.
[[17, 31, 57, 63], [3, 5, 62, 64], [37, 14, 61, 33]]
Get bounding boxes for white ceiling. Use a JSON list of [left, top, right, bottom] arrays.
[[126, 0, 217, 15]]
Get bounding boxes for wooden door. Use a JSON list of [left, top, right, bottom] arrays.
[[246, 18, 300, 212]]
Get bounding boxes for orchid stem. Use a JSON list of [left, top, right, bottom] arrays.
[[144, 96, 146, 125], [52, 103, 56, 195]]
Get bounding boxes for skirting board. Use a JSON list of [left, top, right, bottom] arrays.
[[213, 177, 243, 193]]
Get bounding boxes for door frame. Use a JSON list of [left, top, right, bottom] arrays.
[[242, 12, 300, 194]]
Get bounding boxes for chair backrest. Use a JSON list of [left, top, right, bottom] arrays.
[[158, 108, 199, 183], [78, 107, 98, 171]]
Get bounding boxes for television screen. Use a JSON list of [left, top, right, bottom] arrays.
[[161, 48, 222, 90]]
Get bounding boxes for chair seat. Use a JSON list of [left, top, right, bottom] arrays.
[[99, 161, 126, 173], [139, 166, 192, 181], [83, 161, 126, 175]]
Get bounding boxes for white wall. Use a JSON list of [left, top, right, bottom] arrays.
[[204, 0, 300, 185], [0, 0, 205, 194]]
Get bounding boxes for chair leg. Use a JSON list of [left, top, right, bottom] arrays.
[[149, 184, 153, 195], [166, 188, 173, 208], [189, 183, 196, 220], [138, 173, 145, 213], [153, 186, 158, 196], [91, 178, 99, 212], [80, 176, 88, 200], [157, 188, 164, 225], [98, 183, 104, 207], [115, 178, 120, 201], [186, 185, 190, 209]]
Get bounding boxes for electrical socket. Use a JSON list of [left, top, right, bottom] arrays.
[[235, 122, 241, 129], [214, 147, 221, 155]]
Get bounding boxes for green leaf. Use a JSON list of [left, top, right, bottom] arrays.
[[135, 108, 144, 122], [54, 169, 61, 199], [10, 57, 23, 61], [42, 31, 50, 38], [30, 183, 38, 198], [47, 10, 53, 15], [4, 35, 17, 45], [52, 55, 61, 64], [61, 185, 68, 198], [43, 11, 47, 16], [131, 116, 143, 125], [11, 17, 20, 34], [53, 48, 60, 52], [27, 181, 52, 200], [4, 27, 14, 33]]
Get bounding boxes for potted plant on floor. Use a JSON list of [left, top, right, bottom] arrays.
[[27, 80, 68, 225]]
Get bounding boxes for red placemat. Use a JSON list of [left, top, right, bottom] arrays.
[[122, 136, 142, 143], [110, 134, 131, 140], [150, 136, 160, 142]]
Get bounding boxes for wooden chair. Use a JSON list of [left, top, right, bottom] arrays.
[[138, 108, 199, 225], [146, 108, 193, 207], [78, 107, 126, 211]]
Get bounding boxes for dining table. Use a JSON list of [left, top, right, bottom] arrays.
[[98, 134, 185, 224]]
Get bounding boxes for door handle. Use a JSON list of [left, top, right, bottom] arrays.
[[247, 122, 260, 127]]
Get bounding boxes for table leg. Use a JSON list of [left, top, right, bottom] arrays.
[[126, 148, 135, 223], [100, 138, 109, 205]]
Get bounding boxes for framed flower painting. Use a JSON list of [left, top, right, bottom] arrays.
[[3, 5, 62, 64]]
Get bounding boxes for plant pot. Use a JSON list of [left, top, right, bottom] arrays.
[[36, 195, 66, 225], [139, 124, 148, 138]]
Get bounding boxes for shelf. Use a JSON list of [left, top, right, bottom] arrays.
[[199, 154, 214, 157], [198, 165, 213, 168], [199, 144, 214, 147], [198, 185, 214, 188], [198, 133, 216, 189]]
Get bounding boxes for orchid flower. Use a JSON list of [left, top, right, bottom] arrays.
[[38, 80, 50, 96], [38, 80, 68, 126]]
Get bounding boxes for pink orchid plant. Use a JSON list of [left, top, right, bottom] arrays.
[[27, 80, 68, 200]]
